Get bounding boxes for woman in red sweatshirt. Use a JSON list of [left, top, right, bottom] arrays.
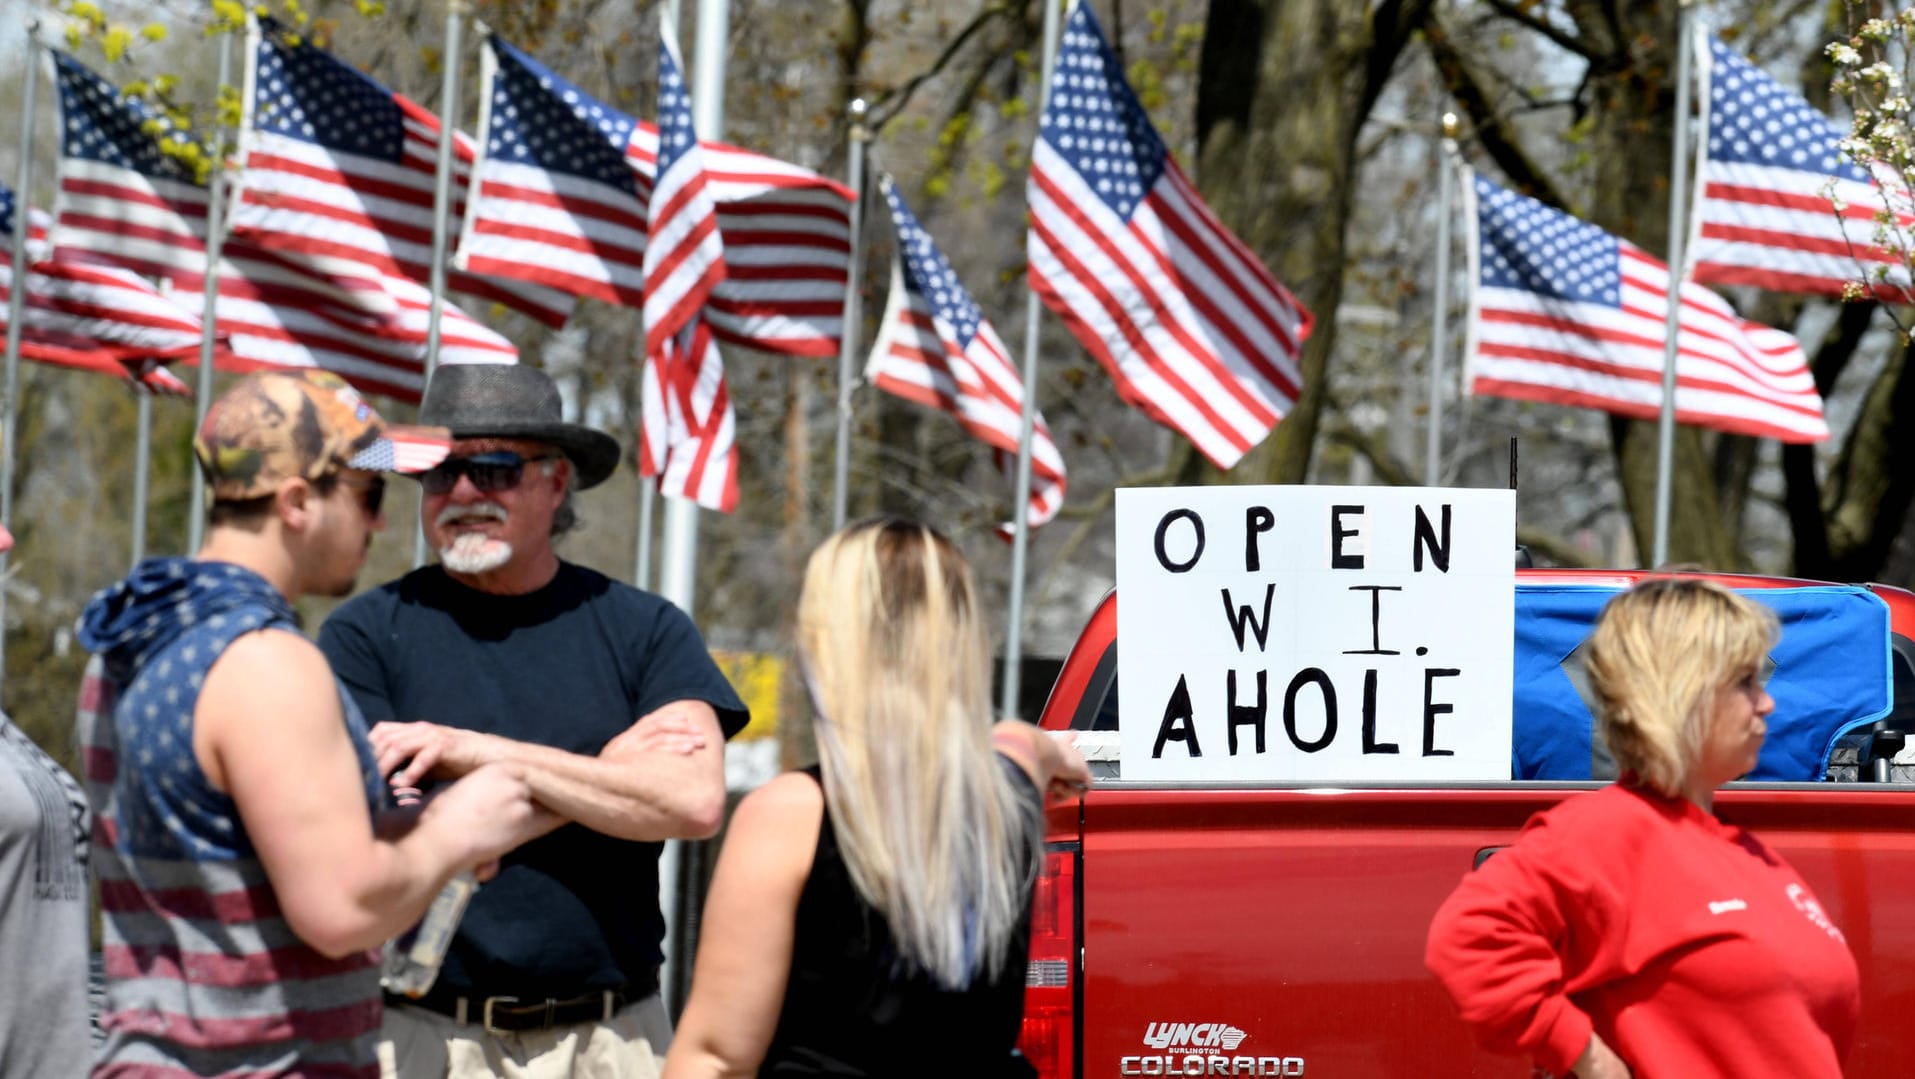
[[1426, 576, 1859, 1079]]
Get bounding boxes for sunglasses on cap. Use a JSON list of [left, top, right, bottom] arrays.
[[419, 451, 561, 496], [335, 474, 386, 518]]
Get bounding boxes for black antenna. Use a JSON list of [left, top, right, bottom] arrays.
[[1508, 437, 1518, 491]]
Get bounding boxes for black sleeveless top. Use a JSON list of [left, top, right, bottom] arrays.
[[758, 760, 1041, 1077]]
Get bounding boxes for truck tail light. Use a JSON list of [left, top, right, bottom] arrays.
[[1019, 843, 1080, 1078]]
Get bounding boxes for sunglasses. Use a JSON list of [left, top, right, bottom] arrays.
[[335, 474, 386, 518], [420, 451, 561, 496]]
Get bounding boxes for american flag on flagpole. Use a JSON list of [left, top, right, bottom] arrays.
[[1026, 0, 1310, 470], [229, 17, 575, 327], [1690, 31, 1914, 299], [687, 137, 855, 358], [3, 182, 202, 391], [1467, 171, 1828, 443], [868, 176, 1065, 530], [3, 195, 49, 256], [459, 35, 656, 307], [639, 317, 737, 513], [459, 34, 855, 356], [642, 21, 724, 345], [48, 49, 516, 403]]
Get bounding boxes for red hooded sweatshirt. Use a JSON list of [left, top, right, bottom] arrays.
[[1425, 783, 1858, 1078]]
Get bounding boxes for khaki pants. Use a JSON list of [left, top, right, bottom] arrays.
[[379, 994, 672, 1079]]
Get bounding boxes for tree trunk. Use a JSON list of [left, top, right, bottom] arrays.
[[1572, 1, 1741, 566], [1825, 336, 1915, 582], [1193, 0, 1429, 484]]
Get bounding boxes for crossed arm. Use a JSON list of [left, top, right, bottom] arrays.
[[369, 698, 728, 841]]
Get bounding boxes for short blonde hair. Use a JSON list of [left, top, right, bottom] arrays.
[[1584, 576, 1778, 797]]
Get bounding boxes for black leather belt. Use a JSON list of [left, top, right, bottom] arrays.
[[395, 974, 658, 1034]]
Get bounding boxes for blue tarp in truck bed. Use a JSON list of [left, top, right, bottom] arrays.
[[1513, 585, 1893, 782]]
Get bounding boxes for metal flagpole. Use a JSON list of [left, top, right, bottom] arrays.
[[1000, 0, 1067, 721], [1426, 113, 1460, 487], [634, 474, 655, 589], [830, 98, 868, 530], [636, 0, 684, 593], [657, 0, 729, 1020], [415, 0, 470, 568], [0, 24, 42, 695], [656, 0, 728, 618], [189, 30, 234, 554], [1653, 0, 1696, 568], [131, 384, 153, 567]]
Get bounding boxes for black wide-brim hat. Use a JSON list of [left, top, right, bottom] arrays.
[[418, 365, 622, 490]]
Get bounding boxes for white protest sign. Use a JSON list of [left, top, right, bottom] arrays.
[[1114, 485, 1516, 782]]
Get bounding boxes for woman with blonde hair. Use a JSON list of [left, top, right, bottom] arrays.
[[1426, 576, 1859, 1079], [664, 517, 1090, 1078]]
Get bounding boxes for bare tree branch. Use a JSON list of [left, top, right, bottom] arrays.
[[866, 3, 1015, 131], [1424, 10, 1571, 211], [1479, 0, 1598, 62], [1357, 0, 1437, 121]]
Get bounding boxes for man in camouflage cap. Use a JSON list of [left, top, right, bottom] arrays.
[[75, 370, 554, 1077], [197, 368, 446, 510]]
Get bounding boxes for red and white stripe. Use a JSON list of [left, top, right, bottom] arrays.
[[640, 317, 737, 513], [4, 186, 204, 389], [1469, 199, 1828, 443], [1689, 31, 1915, 300], [1026, 148, 1310, 471], [229, 24, 573, 327], [459, 37, 852, 356], [867, 211, 1065, 532], [162, 241, 514, 403], [52, 51, 514, 404], [129, 360, 192, 396], [641, 22, 725, 345], [1692, 161, 1912, 298], [1, 257, 202, 387]]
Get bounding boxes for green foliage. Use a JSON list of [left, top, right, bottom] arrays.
[[1128, 57, 1168, 113], [51, 0, 380, 183]]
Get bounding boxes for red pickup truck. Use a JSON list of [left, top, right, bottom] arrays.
[[1017, 569, 1915, 1078]]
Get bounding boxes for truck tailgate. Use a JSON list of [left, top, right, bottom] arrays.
[[1074, 783, 1915, 1077]]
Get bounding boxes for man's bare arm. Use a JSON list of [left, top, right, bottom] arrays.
[[200, 630, 548, 958], [370, 699, 728, 842]]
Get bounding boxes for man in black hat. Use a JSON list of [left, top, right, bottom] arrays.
[[318, 364, 749, 1078]]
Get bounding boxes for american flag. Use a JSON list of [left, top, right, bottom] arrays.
[[642, 23, 724, 345], [4, 182, 201, 392], [231, 17, 575, 327], [460, 35, 656, 307], [639, 316, 737, 512], [48, 49, 516, 403], [125, 360, 193, 396], [1467, 172, 1828, 443], [1690, 33, 1913, 299], [690, 135, 855, 358], [1, 190, 49, 255], [868, 177, 1065, 530], [460, 34, 854, 356], [345, 427, 452, 473], [1026, 0, 1310, 470]]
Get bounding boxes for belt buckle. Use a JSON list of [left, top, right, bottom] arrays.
[[480, 996, 521, 1036]]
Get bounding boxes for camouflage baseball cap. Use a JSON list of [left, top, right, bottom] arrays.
[[194, 371, 452, 501]]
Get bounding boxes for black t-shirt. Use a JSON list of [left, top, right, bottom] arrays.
[[760, 760, 1040, 1078], [318, 562, 748, 997]]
